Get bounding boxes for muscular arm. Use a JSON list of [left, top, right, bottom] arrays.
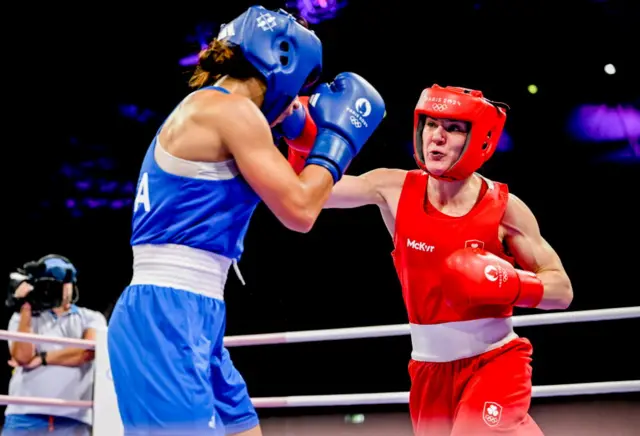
[[325, 168, 406, 208], [502, 194, 573, 310], [214, 95, 334, 233], [324, 168, 406, 237], [324, 172, 385, 209]]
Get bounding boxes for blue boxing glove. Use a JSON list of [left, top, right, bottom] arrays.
[[279, 97, 318, 153], [305, 72, 385, 183], [279, 101, 307, 140]]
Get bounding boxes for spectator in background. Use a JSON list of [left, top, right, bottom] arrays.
[[2, 255, 107, 436]]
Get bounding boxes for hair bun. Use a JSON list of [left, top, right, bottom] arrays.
[[198, 46, 217, 72], [199, 40, 234, 73]]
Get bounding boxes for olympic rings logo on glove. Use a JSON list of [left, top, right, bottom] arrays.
[[432, 103, 448, 111], [350, 116, 362, 128]]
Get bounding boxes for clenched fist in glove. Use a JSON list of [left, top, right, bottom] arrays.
[[441, 247, 544, 310]]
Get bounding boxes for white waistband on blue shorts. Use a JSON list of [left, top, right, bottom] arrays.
[[130, 244, 231, 300], [410, 317, 518, 362]]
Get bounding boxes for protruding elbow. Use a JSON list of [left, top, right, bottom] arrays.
[[276, 187, 320, 233], [283, 208, 317, 233], [556, 281, 574, 310]]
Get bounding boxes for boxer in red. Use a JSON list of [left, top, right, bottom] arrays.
[[282, 86, 574, 435]]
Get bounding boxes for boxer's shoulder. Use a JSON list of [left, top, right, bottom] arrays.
[[186, 92, 271, 148], [186, 90, 261, 123], [505, 193, 532, 215], [362, 167, 407, 199], [365, 167, 408, 187], [501, 192, 538, 235]]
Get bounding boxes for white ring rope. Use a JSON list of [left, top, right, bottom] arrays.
[[251, 380, 640, 408], [0, 330, 94, 349], [0, 395, 92, 409], [0, 306, 638, 412], [2, 380, 639, 409], [222, 306, 640, 347], [0, 307, 637, 350]]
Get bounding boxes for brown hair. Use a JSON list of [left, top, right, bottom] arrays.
[[188, 14, 310, 89], [188, 39, 260, 89]]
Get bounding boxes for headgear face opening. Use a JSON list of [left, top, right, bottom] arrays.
[[413, 84, 507, 181], [218, 6, 323, 124]]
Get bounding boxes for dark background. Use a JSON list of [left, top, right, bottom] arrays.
[[3, 0, 639, 431]]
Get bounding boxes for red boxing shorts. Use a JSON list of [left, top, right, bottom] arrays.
[[408, 337, 543, 435]]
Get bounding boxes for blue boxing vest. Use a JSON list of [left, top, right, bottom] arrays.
[[130, 86, 261, 263], [109, 91, 262, 436]]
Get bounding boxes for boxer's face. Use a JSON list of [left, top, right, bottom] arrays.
[[421, 117, 469, 176]]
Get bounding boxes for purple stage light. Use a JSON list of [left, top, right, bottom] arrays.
[[496, 130, 513, 152], [568, 104, 640, 142], [596, 147, 640, 164], [60, 164, 76, 178], [96, 158, 116, 171], [118, 104, 156, 123], [111, 199, 125, 209], [287, 0, 346, 24], [179, 53, 200, 67], [122, 182, 136, 194], [99, 181, 118, 193], [85, 198, 107, 209], [179, 43, 207, 67], [119, 104, 139, 118], [75, 180, 91, 191]]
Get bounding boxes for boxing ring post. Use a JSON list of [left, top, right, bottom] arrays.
[[92, 327, 124, 436], [0, 306, 639, 436]]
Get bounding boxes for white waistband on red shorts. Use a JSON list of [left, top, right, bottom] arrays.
[[410, 317, 518, 362], [130, 244, 230, 301]]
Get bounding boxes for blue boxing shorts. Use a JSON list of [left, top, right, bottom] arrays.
[[107, 284, 259, 435]]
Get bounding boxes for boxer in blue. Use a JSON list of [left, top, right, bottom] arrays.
[[106, 5, 385, 435]]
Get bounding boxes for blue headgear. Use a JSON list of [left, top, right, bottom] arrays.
[[218, 6, 323, 124]]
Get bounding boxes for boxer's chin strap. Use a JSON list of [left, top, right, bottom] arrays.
[[232, 259, 246, 286], [415, 116, 426, 165]]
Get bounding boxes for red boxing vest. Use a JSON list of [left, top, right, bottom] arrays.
[[392, 170, 514, 325]]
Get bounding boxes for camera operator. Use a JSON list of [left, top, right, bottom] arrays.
[[2, 255, 106, 436]]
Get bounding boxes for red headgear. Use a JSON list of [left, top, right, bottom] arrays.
[[413, 84, 508, 180]]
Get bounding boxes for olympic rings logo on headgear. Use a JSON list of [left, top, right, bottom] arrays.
[[350, 116, 362, 128], [413, 84, 509, 181], [485, 415, 499, 425]]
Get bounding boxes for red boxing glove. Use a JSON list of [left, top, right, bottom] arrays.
[[282, 96, 317, 174], [287, 147, 308, 175], [441, 248, 544, 309]]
